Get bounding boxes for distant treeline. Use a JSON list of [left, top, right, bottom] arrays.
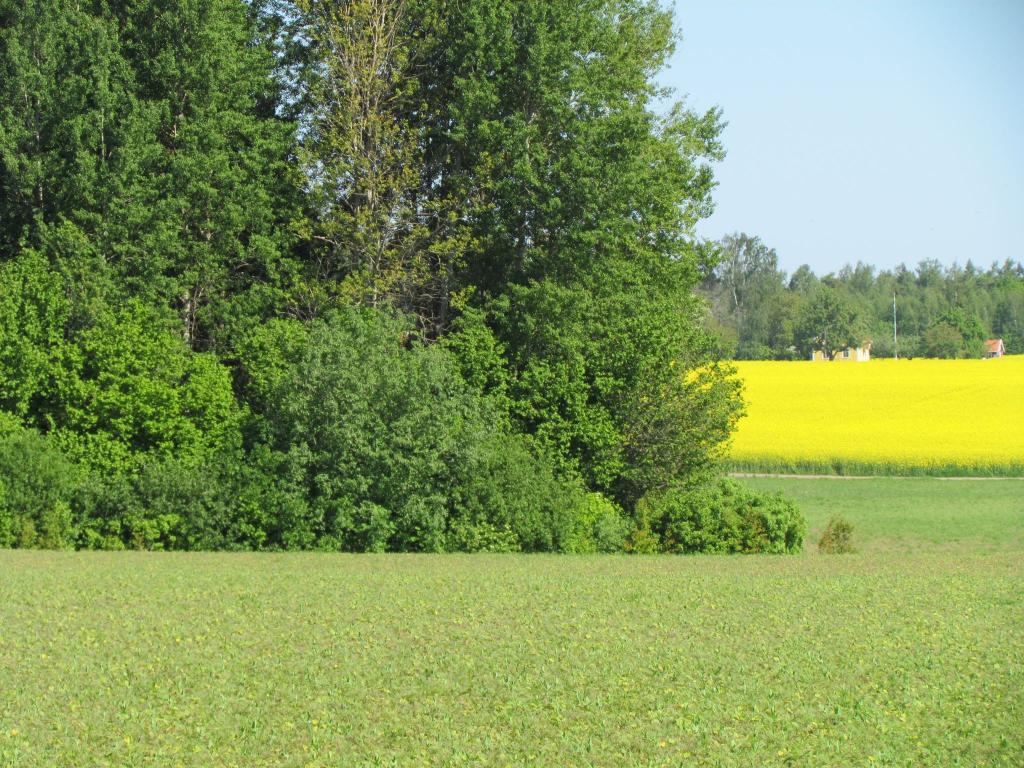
[[0, 1, 804, 554], [702, 233, 1024, 359]]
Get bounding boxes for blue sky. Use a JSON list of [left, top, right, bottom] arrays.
[[660, 0, 1024, 275]]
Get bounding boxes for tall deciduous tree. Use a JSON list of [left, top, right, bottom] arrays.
[[297, 0, 469, 333], [795, 286, 863, 357], [704, 233, 789, 358], [712, 233, 784, 318], [1, 0, 762, 549], [293, 0, 743, 507], [108, 0, 302, 349], [419, 0, 739, 504], [0, 0, 130, 261], [0, 0, 302, 350]]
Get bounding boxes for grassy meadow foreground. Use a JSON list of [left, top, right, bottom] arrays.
[[2, 478, 1022, 768], [729, 356, 1024, 476]]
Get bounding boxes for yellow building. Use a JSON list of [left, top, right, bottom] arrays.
[[810, 341, 872, 362]]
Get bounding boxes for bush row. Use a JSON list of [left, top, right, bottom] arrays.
[[1, 429, 803, 556], [1, 301, 804, 554], [0, 307, 628, 553]]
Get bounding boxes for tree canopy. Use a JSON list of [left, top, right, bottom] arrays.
[[0, 0, 782, 554], [702, 234, 1022, 359]]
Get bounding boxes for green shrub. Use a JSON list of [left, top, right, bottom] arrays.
[[624, 526, 662, 554], [51, 303, 243, 477], [636, 478, 805, 554], [0, 416, 79, 549], [72, 449, 311, 552], [745, 489, 808, 554], [818, 516, 856, 554], [238, 308, 591, 552], [446, 521, 521, 553], [564, 492, 630, 553], [0, 254, 69, 420], [448, 431, 593, 553]]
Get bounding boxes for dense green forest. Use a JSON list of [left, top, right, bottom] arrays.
[[703, 233, 1024, 360], [0, 0, 804, 552]]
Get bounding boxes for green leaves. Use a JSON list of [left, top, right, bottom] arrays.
[[407, 0, 738, 506], [795, 286, 865, 357], [0, 0, 129, 253], [51, 303, 241, 476], [0, 415, 78, 549], [0, 0, 301, 351], [296, 0, 470, 334], [237, 308, 600, 552], [1, 0, 750, 549], [922, 307, 987, 358], [636, 478, 806, 555], [0, 253, 69, 418]]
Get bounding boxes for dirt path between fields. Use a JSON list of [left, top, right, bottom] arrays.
[[729, 473, 1024, 481]]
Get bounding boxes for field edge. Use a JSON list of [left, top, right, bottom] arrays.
[[726, 457, 1024, 478]]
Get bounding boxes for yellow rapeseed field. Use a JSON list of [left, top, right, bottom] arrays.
[[730, 356, 1024, 475]]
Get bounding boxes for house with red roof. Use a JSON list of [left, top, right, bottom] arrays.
[[983, 339, 1005, 359]]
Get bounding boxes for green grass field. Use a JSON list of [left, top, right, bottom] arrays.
[[740, 476, 1024, 552], [2, 479, 1022, 767]]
